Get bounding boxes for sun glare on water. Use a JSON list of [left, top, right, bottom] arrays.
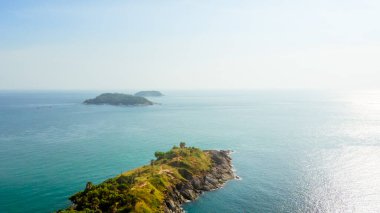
[[304, 91, 380, 212]]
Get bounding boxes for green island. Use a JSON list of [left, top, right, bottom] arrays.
[[58, 143, 234, 213], [83, 93, 153, 106], [134, 91, 164, 97]]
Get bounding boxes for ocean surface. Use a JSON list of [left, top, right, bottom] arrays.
[[0, 90, 379, 212]]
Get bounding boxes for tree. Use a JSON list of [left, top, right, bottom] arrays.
[[150, 159, 155, 175], [154, 151, 165, 159], [180, 142, 186, 148], [85, 182, 94, 191]]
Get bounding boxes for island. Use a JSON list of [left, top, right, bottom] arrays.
[[58, 143, 234, 213], [83, 93, 153, 106], [134, 91, 164, 97]]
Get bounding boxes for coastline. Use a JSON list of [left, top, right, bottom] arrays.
[[164, 150, 235, 213], [59, 147, 235, 213]]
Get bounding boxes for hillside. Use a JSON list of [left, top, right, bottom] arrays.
[[83, 93, 153, 106], [58, 143, 234, 212]]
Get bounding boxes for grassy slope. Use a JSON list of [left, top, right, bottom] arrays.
[[60, 145, 212, 213]]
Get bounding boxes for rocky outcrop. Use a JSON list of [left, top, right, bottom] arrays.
[[164, 150, 235, 213], [58, 147, 235, 213]]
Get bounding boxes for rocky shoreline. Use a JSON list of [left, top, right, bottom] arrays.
[[164, 150, 235, 213]]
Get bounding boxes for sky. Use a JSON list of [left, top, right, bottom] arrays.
[[0, 0, 379, 90]]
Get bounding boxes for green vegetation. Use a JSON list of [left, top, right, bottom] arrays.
[[83, 93, 153, 106], [134, 91, 163, 97], [59, 143, 212, 213]]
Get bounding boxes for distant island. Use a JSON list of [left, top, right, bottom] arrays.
[[134, 91, 164, 97], [83, 93, 153, 106], [58, 143, 235, 212]]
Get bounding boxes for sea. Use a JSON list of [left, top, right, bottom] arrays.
[[0, 90, 379, 212]]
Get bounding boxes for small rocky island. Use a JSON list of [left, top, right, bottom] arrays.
[[84, 93, 153, 106], [58, 143, 234, 212], [134, 91, 164, 97]]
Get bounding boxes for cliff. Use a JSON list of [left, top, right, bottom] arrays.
[[83, 93, 153, 106], [58, 144, 234, 212], [163, 149, 234, 212]]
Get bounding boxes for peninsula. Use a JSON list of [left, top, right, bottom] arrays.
[[134, 91, 164, 97], [59, 143, 234, 212], [83, 93, 153, 106]]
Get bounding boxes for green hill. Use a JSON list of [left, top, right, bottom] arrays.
[[58, 143, 234, 213], [134, 91, 163, 97], [83, 93, 153, 106]]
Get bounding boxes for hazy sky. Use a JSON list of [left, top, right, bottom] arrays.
[[0, 0, 379, 90]]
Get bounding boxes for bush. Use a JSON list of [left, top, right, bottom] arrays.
[[179, 142, 186, 148], [154, 151, 165, 159]]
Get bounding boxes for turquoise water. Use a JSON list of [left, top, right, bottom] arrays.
[[0, 91, 379, 212]]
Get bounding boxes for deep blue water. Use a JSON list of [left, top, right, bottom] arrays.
[[0, 90, 379, 212]]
